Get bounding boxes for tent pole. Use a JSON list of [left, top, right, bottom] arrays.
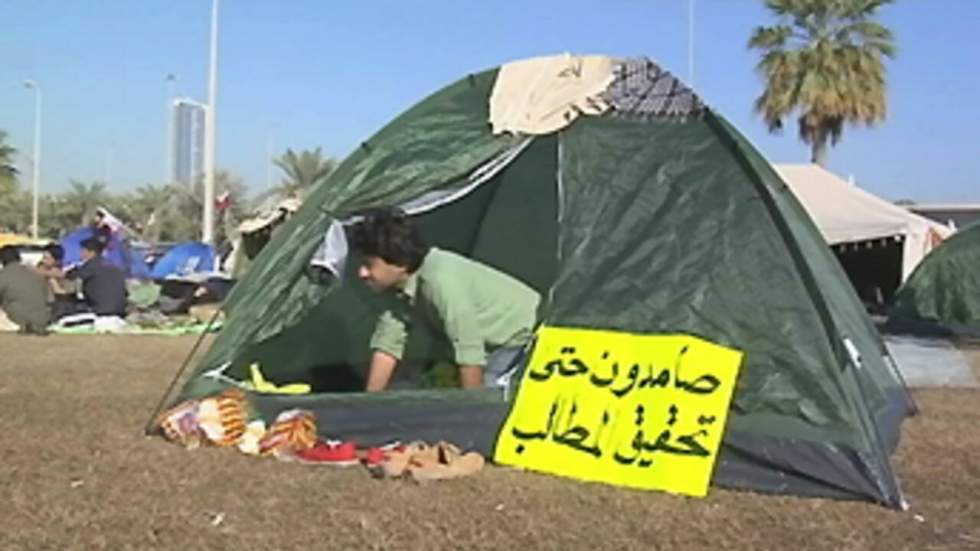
[[881, 345, 920, 416], [142, 305, 225, 435]]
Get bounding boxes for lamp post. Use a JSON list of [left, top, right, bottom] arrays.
[[165, 74, 177, 184], [23, 79, 41, 239], [202, 0, 219, 244], [265, 131, 274, 191], [688, 0, 695, 87]]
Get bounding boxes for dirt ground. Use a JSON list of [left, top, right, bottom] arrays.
[[0, 335, 978, 551]]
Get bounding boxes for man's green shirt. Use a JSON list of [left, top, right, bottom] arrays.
[[369, 248, 540, 365]]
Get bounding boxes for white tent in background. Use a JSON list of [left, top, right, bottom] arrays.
[[775, 164, 951, 282]]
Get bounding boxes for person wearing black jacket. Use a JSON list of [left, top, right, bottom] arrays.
[[65, 238, 128, 317]]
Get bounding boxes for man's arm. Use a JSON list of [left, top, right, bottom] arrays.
[[366, 350, 398, 392], [32, 265, 59, 278], [64, 262, 88, 280], [457, 365, 484, 389], [33, 266, 69, 294], [365, 309, 409, 392]]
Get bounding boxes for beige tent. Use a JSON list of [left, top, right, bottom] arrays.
[[775, 164, 951, 283]]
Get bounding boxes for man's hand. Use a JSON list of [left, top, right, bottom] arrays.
[[365, 350, 398, 392], [458, 364, 484, 389], [32, 265, 62, 278]]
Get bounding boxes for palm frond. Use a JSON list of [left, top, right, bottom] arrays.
[[269, 147, 338, 202]]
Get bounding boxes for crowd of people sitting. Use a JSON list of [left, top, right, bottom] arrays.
[[0, 236, 128, 335], [1, 207, 248, 336]]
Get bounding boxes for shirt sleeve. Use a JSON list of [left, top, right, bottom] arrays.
[[369, 309, 408, 361], [65, 262, 90, 281], [425, 279, 486, 366]]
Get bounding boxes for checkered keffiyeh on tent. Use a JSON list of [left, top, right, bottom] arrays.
[[600, 57, 704, 119]]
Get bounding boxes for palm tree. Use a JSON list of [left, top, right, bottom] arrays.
[[269, 147, 337, 200], [56, 180, 110, 229], [123, 184, 174, 242], [0, 190, 30, 234], [748, 0, 896, 166], [141, 171, 247, 243], [0, 130, 18, 194]]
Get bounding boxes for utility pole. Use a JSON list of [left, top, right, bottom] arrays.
[[23, 79, 42, 239], [265, 132, 274, 191], [165, 74, 177, 184], [688, 0, 695, 87], [202, 0, 219, 244]]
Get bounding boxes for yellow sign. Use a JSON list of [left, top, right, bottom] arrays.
[[494, 326, 743, 497]]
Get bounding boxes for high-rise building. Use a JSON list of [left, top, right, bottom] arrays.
[[171, 97, 207, 186]]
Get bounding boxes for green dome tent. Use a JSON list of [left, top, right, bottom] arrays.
[[159, 56, 912, 507], [888, 221, 980, 336]]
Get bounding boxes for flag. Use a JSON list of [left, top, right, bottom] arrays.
[[96, 207, 126, 233], [215, 191, 231, 212]]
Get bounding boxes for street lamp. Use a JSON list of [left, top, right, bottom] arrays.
[[23, 79, 41, 239], [265, 130, 274, 191], [688, 0, 695, 87], [202, 0, 219, 244], [165, 73, 177, 184]]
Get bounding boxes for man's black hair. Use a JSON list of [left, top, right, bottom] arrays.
[[45, 243, 65, 263], [0, 245, 21, 265], [349, 208, 430, 272], [80, 237, 104, 255]]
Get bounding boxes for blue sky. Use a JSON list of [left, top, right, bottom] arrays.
[[1, 0, 977, 202]]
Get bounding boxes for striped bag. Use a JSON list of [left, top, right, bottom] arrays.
[[156, 399, 203, 450], [258, 409, 318, 457], [196, 389, 249, 447]]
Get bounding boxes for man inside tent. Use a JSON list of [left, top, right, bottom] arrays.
[[65, 237, 128, 317], [350, 209, 540, 391], [0, 246, 50, 334]]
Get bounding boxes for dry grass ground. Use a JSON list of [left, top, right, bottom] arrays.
[[1, 334, 978, 550]]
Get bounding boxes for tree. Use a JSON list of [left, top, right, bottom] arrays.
[[136, 171, 248, 243], [0, 130, 18, 197], [268, 147, 337, 201], [0, 131, 21, 233], [54, 180, 110, 230], [748, 0, 896, 166], [0, 191, 31, 234], [0, 167, 251, 241], [126, 184, 175, 243]]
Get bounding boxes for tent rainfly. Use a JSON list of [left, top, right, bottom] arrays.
[[161, 54, 913, 508], [888, 220, 980, 336]]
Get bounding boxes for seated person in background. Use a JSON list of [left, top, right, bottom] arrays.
[[191, 278, 232, 304], [349, 208, 541, 392], [33, 243, 79, 320], [65, 237, 128, 317], [0, 246, 51, 334]]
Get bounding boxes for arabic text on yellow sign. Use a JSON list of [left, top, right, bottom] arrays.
[[494, 326, 743, 497]]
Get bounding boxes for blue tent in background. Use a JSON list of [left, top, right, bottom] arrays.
[[60, 226, 152, 278], [149, 241, 216, 279]]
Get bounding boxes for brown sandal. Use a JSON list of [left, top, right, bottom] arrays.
[[376, 441, 485, 480]]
